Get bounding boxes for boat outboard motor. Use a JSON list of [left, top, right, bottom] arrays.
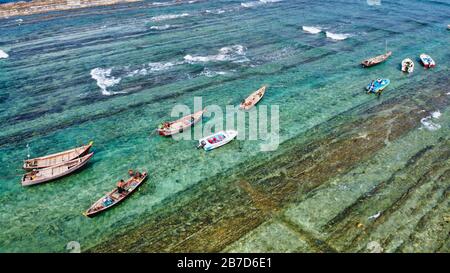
[[197, 140, 206, 149]]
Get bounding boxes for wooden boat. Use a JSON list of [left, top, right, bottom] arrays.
[[366, 78, 390, 94], [240, 85, 267, 110], [157, 109, 206, 136], [23, 142, 93, 171], [361, 51, 392, 67], [401, 58, 414, 73], [419, 54, 435, 68], [84, 172, 148, 217], [197, 130, 238, 151], [21, 153, 94, 186]]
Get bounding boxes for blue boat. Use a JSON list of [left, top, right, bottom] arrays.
[[366, 78, 390, 94]]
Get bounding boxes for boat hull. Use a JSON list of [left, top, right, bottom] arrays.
[[420, 54, 435, 68], [361, 51, 392, 67], [198, 130, 238, 151], [21, 153, 94, 186], [157, 109, 206, 136], [366, 79, 390, 94], [84, 172, 148, 217], [23, 142, 93, 171], [240, 86, 267, 110], [401, 58, 414, 73]]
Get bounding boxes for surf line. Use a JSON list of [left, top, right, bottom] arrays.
[[177, 257, 211, 271]]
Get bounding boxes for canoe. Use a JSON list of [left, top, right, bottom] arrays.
[[240, 86, 267, 110], [23, 142, 93, 171], [361, 51, 392, 67], [84, 172, 148, 217], [419, 54, 435, 68], [401, 58, 414, 73], [21, 153, 94, 186], [366, 79, 390, 94], [157, 109, 206, 136], [197, 130, 238, 151]]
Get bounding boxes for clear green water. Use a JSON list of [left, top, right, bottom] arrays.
[[0, 0, 449, 252]]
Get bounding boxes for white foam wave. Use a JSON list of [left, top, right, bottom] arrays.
[[325, 31, 350, 41], [151, 13, 190, 22], [200, 68, 229, 77], [0, 49, 9, 59], [90, 68, 125, 96], [431, 110, 441, 119], [367, 0, 381, 6], [152, 1, 173, 6], [302, 26, 322, 34], [241, 1, 262, 8], [420, 111, 441, 131], [184, 45, 247, 63], [241, 0, 281, 8], [127, 61, 181, 77], [150, 24, 172, 30], [204, 9, 226, 15]]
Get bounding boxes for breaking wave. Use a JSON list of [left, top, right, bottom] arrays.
[[91, 45, 250, 95], [184, 45, 248, 63], [204, 9, 226, 15], [152, 1, 173, 6], [90, 68, 125, 96], [0, 50, 9, 59], [151, 13, 190, 22], [150, 24, 173, 30], [199, 68, 230, 77], [420, 111, 441, 131], [126, 61, 182, 77], [302, 26, 322, 34], [367, 0, 381, 6], [241, 0, 281, 8], [325, 31, 351, 40]]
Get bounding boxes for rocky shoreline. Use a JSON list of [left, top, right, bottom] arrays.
[[0, 0, 142, 19]]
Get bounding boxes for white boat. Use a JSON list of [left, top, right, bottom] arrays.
[[197, 130, 238, 151], [419, 54, 435, 68], [401, 58, 414, 73]]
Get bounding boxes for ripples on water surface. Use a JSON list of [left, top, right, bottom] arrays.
[[0, 0, 449, 252]]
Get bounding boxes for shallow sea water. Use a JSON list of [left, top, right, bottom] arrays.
[[0, 0, 449, 252]]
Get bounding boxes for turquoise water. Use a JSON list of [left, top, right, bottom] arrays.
[[0, 0, 449, 252]]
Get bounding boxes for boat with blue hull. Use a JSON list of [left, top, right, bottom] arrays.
[[366, 79, 390, 94]]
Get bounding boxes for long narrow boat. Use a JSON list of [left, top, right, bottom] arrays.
[[21, 153, 94, 186], [419, 54, 435, 68], [157, 109, 206, 136], [23, 142, 93, 171], [361, 51, 392, 67], [84, 172, 148, 217], [240, 85, 267, 110]]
